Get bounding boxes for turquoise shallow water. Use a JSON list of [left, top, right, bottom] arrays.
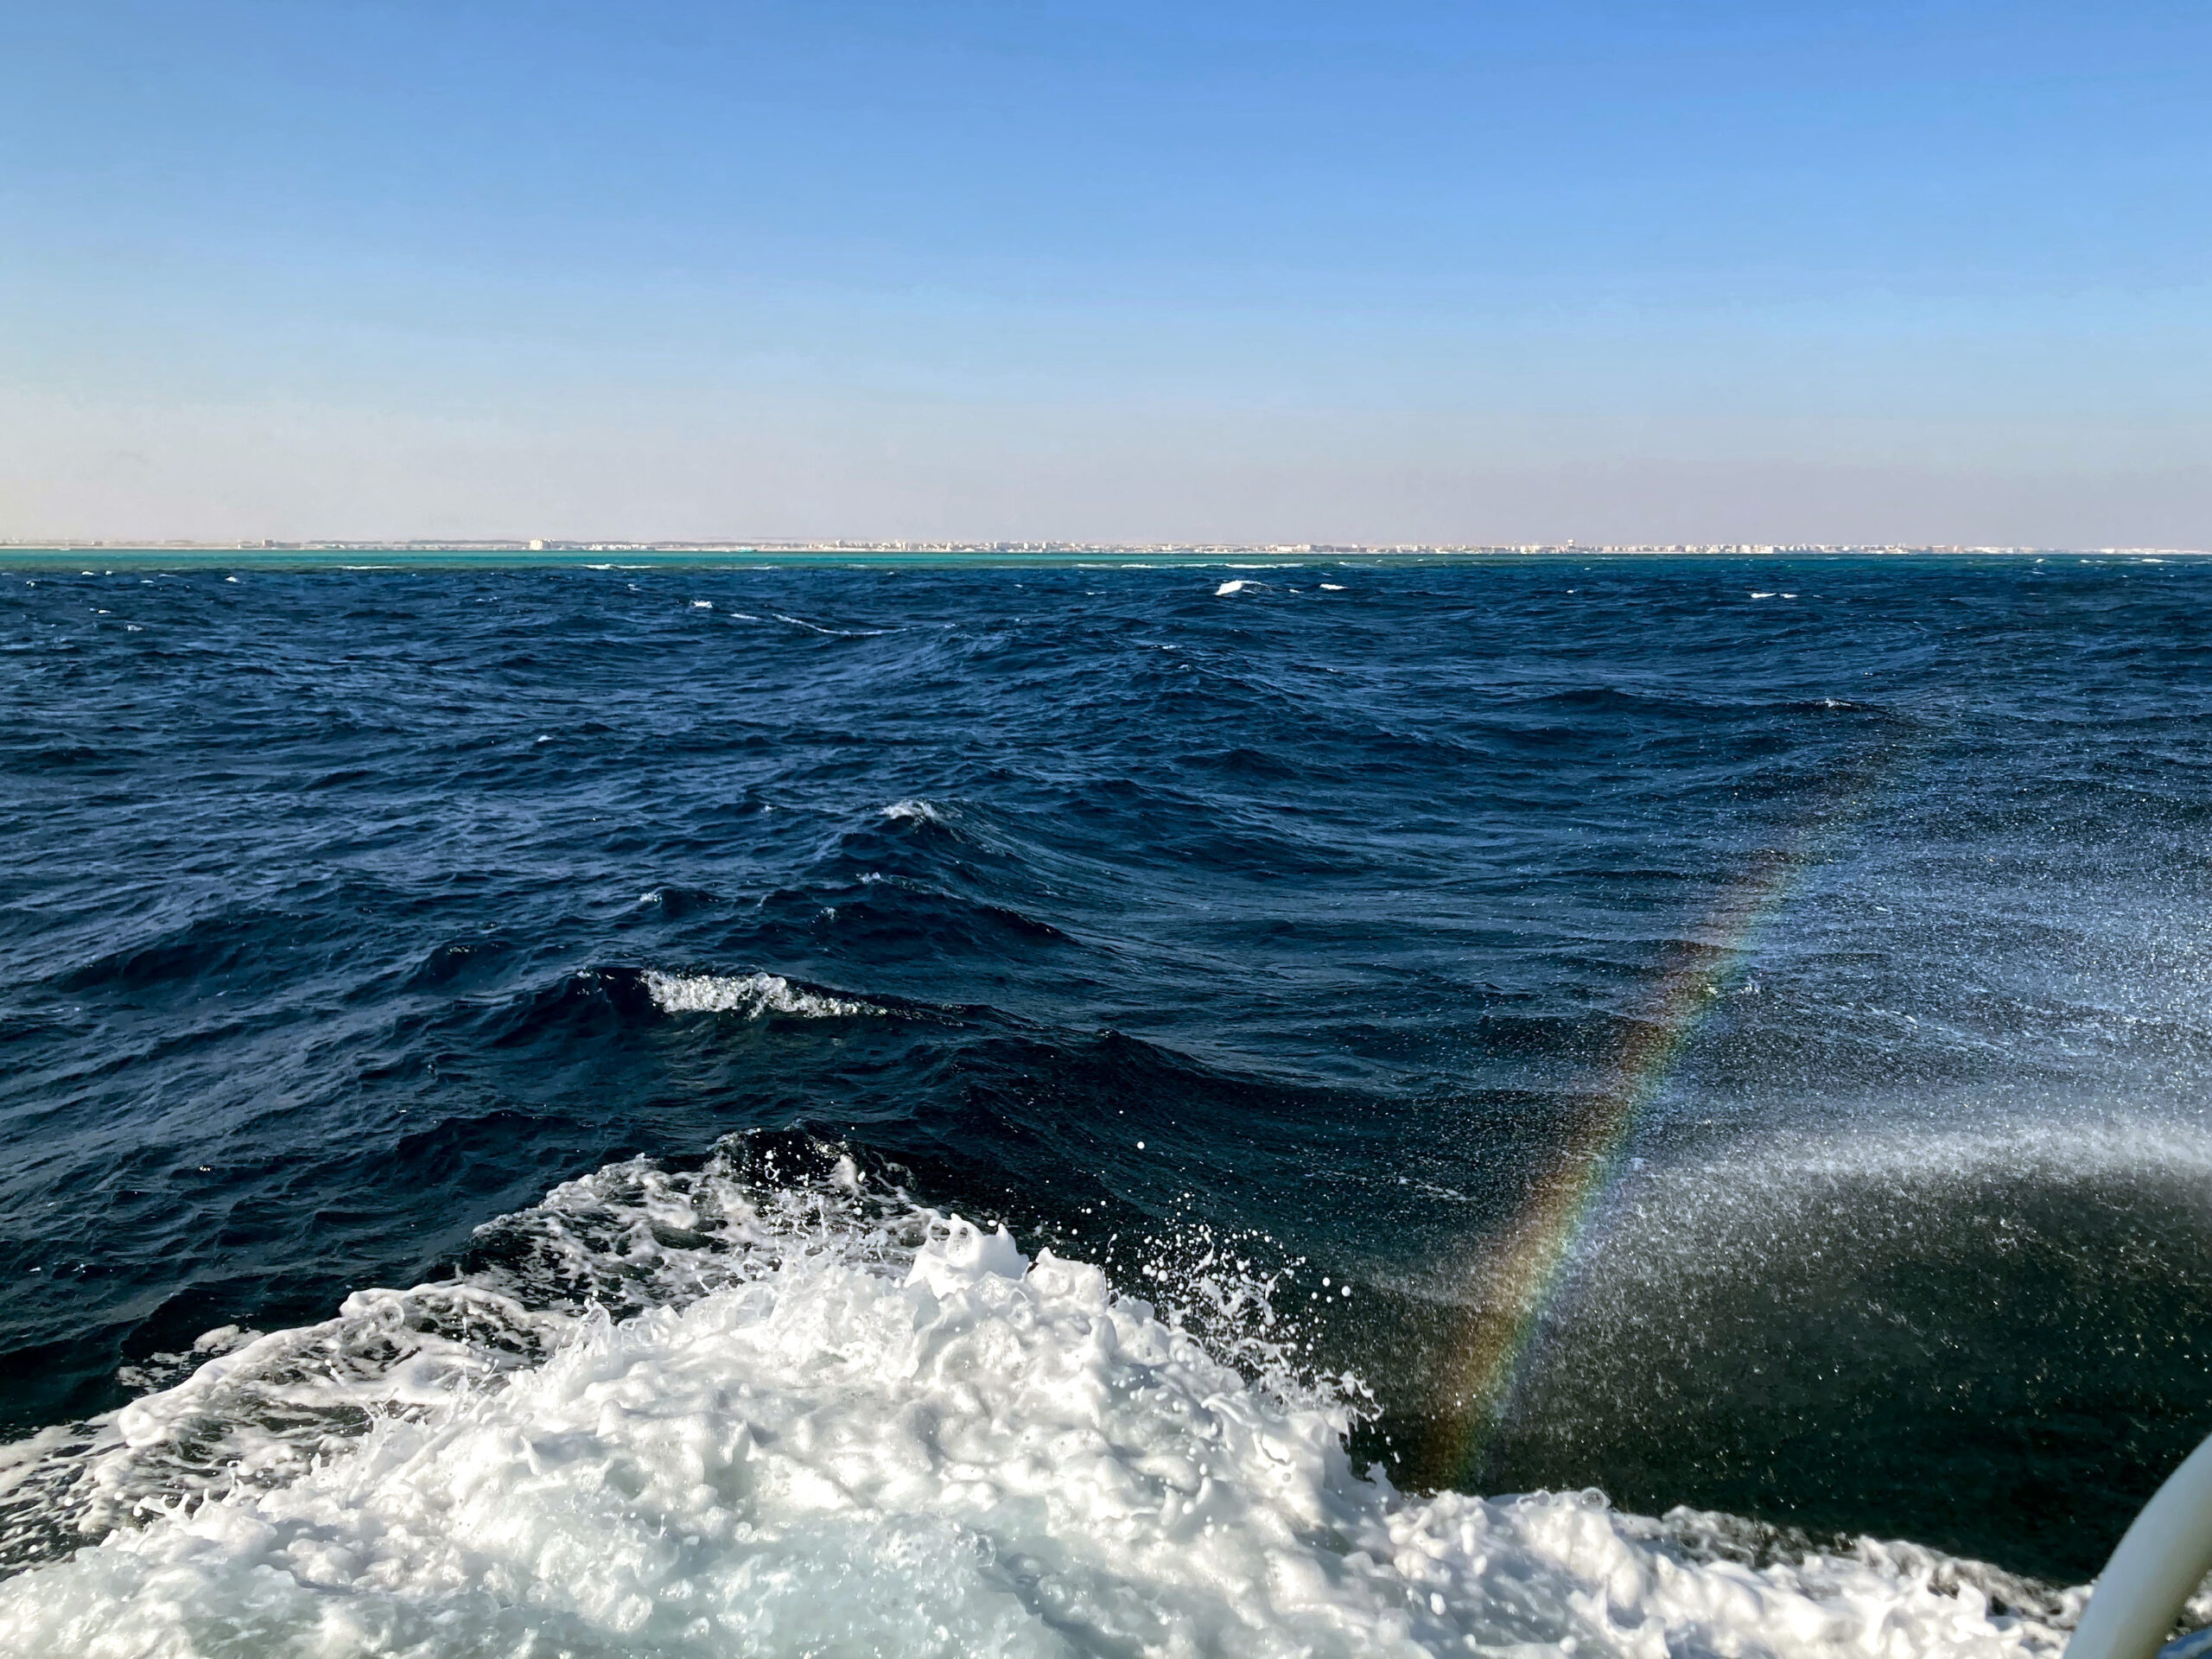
[[3, 553, 2209, 1586]]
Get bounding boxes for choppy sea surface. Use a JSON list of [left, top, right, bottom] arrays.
[[2, 553, 2208, 1656]]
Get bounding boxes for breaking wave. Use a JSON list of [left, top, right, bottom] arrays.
[[642, 970, 886, 1019]]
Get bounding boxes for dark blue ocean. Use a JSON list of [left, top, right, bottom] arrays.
[[3, 554, 2209, 1648]]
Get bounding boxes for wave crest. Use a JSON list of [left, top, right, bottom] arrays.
[[642, 969, 883, 1019]]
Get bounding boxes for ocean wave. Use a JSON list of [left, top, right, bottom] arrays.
[[0, 1141, 2082, 1656], [773, 612, 892, 637], [880, 798, 951, 823], [641, 969, 884, 1019]]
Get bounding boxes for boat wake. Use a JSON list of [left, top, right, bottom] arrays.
[[0, 1136, 2095, 1656]]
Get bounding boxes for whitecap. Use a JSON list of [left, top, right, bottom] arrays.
[[642, 969, 883, 1019], [774, 613, 890, 637], [881, 798, 954, 826], [1216, 580, 1251, 595]]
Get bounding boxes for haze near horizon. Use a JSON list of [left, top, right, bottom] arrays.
[[2, 2, 2205, 548]]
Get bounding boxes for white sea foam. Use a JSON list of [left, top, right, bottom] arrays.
[[1216, 580, 1252, 595], [882, 798, 954, 825], [774, 613, 890, 637], [0, 1143, 2085, 1657], [642, 970, 884, 1019]]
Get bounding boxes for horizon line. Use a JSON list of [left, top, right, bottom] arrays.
[[3, 540, 2207, 558]]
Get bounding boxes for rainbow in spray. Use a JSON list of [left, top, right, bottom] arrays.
[[1424, 794, 1870, 1484]]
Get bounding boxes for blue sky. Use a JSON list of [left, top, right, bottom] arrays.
[[2, 1, 2206, 543]]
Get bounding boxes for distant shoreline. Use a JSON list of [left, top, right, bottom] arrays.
[[1, 541, 2202, 569]]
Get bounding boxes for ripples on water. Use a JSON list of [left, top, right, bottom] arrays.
[[1, 556, 2209, 1648]]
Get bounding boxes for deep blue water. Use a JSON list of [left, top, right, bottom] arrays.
[[3, 554, 2209, 1583]]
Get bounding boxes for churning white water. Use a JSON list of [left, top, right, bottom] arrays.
[[0, 1142, 2091, 1656]]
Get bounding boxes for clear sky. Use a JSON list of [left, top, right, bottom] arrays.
[[3, 1, 2205, 545]]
